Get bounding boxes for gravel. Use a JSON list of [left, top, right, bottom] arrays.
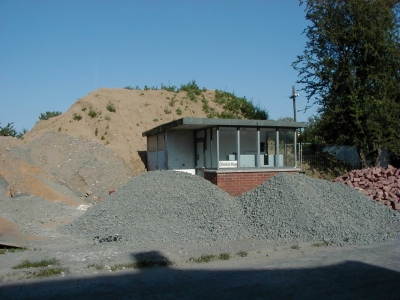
[[62, 170, 399, 247], [10, 131, 134, 199], [61, 170, 250, 245], [237, 173, 400, 245], [1, 194, 84, 238]]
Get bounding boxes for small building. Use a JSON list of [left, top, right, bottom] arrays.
[[142, 118, 306, 196]]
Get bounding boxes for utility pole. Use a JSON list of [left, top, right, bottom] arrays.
[[289, 85, 299, 122]]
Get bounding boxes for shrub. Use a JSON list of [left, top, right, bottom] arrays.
[[164, 107, 172, 114], [73, 113, 82, 121], [95, 128, 98, 136], [38, 111, 62, 121], [176, 108, 182, 115], [88, 109, 98, 118], [106, 102, 116, 113]]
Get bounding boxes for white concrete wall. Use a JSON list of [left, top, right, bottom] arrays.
[[166, 130, 195, 169]]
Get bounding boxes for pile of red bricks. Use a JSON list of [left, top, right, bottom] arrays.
[[333, 165, 400, 212]]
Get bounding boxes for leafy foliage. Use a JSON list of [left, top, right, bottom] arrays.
[[106, 101, 116, 113], [214, 90, 268, 120], [293, 0, 400, 167], [0, 122, 17, 137], [39, 111, 62, 121]]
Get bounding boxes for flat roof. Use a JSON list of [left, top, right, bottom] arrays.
[[142, 118, 306, 137]]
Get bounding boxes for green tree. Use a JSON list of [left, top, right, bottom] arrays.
[[0, 122, 17, 137], [293, 0, 400, 168], [39, 111, 62, 121]]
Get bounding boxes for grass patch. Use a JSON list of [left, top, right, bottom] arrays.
[[188, 252, 233, 264], [290, 245, 300, 250], [164, 107, 172, 114], [153, 118, 159, 122], [12, 258, 59, 269], [236, 251, 247, 257], [176, 107, 182, 115], [0, 247, 28, 255], [87, 262, 104, 270], [34, 267, 68, 278], [311, 240, 334, 247], [110, 259, 173, 272], [218, 253, 230, 260]]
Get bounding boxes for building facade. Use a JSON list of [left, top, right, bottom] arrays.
[[142, 118, 306, 196]]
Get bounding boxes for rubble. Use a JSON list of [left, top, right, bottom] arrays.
[[333, 165, 400, 211]]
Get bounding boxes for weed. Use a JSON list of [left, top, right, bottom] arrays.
[[73, 113, 82, 121], [136, 123, 140, 126], [0, 247, 28, 254], [87, 261, 104, 270], [35, 267, 68, 278], [176, 108, 182, 115], [101, 135, 105, 140], [140, 92, 144, 96], [82, 107, 87, 111], [153, 118, 159, 122], [236, 251, 247, 257], [88, 109, 98, 118], [311, 240, 333, 247], [164, 107, 172, 114], [110, 259, 172, 272], [12, 258, 59, 269], [95, 94, 99, 98], [105, 115, 111, 121], [104, 131, 107, 135], [168, 96, 177, 107], [290, 245, 300, 250], [218, 253, 230, 260], [106, 124, 109, 129], [161, 83, 177, 92], [95, 128, 98, 136], [144, 102, 150, 106], [188, 254, 217, 263], [105, 141, 110, 145], [58, 127, 61, 132], [343, 238, 350, 243], [106, 101, 116, 113]]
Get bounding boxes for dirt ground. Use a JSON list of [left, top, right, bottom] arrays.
[[0, 237, 399, 299]]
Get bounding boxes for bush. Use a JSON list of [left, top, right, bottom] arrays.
[[38, 111, 62, 121], [0, 122, 17, 137], [73, 113, 82, 121], [106, 102, 116, 113], [88, 109, 98, 118]]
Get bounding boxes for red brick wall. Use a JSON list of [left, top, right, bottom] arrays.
[[204, 171, 299, 196]]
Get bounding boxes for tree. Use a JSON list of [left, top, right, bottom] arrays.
[[0, 122, 17, 137], [39, 111, 62, 121], [293, 0, 400, 168]]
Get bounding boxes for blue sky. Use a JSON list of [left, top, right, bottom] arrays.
[[0, 0, 316, 132]]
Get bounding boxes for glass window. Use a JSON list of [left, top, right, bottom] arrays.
[[157, 134, 164, 151], [240, 127, 257, 167], [148, 136, 157, 152], [279, 129, 295, 167], [218, 127, 237, 168]]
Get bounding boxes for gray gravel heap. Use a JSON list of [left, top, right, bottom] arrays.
[[237, 173, 400, 245], [61, 170, 250, 245]]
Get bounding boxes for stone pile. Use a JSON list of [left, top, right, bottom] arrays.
[[333, 165, 400, 211]]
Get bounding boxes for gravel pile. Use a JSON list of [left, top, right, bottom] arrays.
[[11, 132, 134, 199], [1, 194, 84, 237], [61, 170, 250, 245], [237, 173, 400, 245], [62, 171, 399, 246]]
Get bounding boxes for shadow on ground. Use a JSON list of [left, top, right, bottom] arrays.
[[1, 249, 399, 300]]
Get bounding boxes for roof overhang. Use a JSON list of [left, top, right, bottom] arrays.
[[142, 118, 306, 137]]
